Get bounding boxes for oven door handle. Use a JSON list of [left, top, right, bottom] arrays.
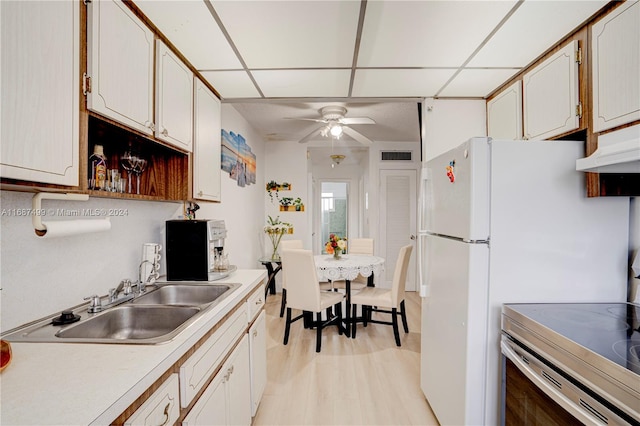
[[501, 340, 602, 426]]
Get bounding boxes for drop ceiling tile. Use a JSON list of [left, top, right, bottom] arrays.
[[133, 0, 241, 70], [438, 68, 521, 97], [251, 69, 351, 98], [199, 71, 260, 99], [468, 0, 609, 67], [351, 69, 456, 97], [212, 1, 360, 68], [358, 0, 517, 67]]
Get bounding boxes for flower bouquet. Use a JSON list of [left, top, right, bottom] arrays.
[[325, 234, 347, 259], [264, 215, 292, 260]]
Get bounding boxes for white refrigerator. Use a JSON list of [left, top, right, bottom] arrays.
[[418, 137, 629, 426]]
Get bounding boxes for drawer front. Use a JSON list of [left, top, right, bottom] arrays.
[[246, 287, 265, 323], [180, 304, 247, 407], [125, 374, 180, 426]]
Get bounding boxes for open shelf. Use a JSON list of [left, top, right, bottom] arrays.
[[87, 115, 189, 201]]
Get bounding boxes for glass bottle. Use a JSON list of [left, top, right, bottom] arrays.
[[89, 145, 107, 190]]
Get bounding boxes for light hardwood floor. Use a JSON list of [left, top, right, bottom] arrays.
[[252, 291, 439, 425]]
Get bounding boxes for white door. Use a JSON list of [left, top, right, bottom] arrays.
[[379, 169, 417, 290]]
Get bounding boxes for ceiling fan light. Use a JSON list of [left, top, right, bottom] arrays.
[[330, 124, 343, 138]]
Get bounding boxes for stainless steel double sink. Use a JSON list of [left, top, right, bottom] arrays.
[[2, 283, 240, 344]]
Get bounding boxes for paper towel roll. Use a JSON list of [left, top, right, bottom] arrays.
[[37, 219, 111, 238]]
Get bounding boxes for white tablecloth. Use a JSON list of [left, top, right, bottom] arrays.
[[314, 254, 385, 282]]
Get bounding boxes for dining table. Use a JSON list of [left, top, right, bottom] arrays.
[[314, 254, 385, 337]]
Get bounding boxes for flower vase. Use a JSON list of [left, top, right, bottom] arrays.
[[333, 248, 342, 260]]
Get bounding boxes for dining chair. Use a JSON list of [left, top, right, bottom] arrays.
[[331, 238, 375, 291], [281, 249, 345, 352], [278, 239, 303, 317], [350, 245, 413, 346]]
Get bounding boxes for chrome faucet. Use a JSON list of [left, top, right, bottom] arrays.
[[138, 259, 158, 294], [102, 279, 135, 310]]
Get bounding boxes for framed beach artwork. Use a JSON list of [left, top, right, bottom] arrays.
[[221, 129, 256, 187]]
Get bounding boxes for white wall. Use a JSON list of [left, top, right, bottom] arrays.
[[195, 104, 266, 268], [263, 139, 311, 252], [0, 104, 266, 332]]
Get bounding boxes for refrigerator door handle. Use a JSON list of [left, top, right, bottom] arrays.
[[418, 234, 429, 297]]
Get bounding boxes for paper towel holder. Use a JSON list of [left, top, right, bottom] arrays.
[[31, 192, 109, 237]]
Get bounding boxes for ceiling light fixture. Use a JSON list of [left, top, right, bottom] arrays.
[[330, 124, 343, 138], [330, 154, 345, 168]]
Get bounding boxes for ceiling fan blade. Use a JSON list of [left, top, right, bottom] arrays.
[[284, 117, 328, 123], [340, 117, 376, 125], [298, 127, 322, 144], [342, 126, 373, 145]]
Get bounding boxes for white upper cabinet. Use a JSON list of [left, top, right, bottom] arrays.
[[87, 0, 154, 136], [156, 41, 194, 152], [592, 1, 640, 132], [487, 80, 523, 140], [523, 40, 580, 140], [1, 1, 79, 185], [193, 79, 222, 201]]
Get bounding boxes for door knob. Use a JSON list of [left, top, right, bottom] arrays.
[[410, 235, 416, 240]]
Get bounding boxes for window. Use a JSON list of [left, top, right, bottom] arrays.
[[320, 182, 348, 253]]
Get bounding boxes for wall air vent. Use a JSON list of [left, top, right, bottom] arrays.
[[381, 151, 412, 161]]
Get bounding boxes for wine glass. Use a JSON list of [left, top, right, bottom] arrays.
[[120, 151, 135, 193], [132, 156, 147, 195]]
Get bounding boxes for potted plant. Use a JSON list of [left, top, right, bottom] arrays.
[[279, 197, 293, 210], [266, 180, 279, 203], [293, 197, 304, 211]]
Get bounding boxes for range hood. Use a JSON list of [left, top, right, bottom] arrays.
[[576, 124, 640, 173]]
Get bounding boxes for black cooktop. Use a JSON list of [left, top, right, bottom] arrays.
[[505, 303, 639, 374]]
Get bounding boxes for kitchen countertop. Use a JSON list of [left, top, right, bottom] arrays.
[[0, 269, 266, 425]]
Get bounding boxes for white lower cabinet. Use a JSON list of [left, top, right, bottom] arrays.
[[249, 310, 267, 417], [180, 304, 248, 407], [183, 335, 251, 426], [117, 282, 267, 425], [125, 374, 180, 426]]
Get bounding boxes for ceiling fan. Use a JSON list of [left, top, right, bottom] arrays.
[[288, 106, 376, 145]]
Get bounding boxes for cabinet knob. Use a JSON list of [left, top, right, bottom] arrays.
[[161, 128, 168, 136], [198, 191, 203, 196]]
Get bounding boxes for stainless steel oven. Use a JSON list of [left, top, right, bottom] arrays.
[[501, 303, 639, 426]]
